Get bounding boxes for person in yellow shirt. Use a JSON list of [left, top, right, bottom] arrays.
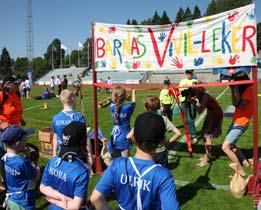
[[179, 70, 198, 143], [159, 80, 175, 121]]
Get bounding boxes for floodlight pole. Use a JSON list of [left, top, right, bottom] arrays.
[[92, 22, 103, 174]]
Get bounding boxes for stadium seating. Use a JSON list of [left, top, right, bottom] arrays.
[[36, 66, 87, 85], [148, 70, 219, 84]]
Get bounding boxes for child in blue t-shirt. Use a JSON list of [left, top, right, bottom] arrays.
[[108, 86, 136, 158], [40, 121, 90, 210], [1, 126, 40, 210], [52, 90, 93, 165], [91, 112, 180, 210]]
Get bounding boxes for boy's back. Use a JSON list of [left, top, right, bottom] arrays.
[[4, 154, 37, 210], [52, 111, 85, 144], [41, 156, 89, 209], [96, 157, 179, 210]]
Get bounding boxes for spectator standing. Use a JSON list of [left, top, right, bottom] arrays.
[[62, 75, 68, 90], [179, 70, 198, 143], [56, 75, 62, 96]]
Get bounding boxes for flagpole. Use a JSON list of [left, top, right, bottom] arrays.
[[69, 45, 71, 67], [87, 40, 89, 68], [78, 49, 80, 67], [60, 46, 62, 69]]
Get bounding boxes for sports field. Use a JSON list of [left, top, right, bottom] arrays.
[[3, 84, 260, 210]]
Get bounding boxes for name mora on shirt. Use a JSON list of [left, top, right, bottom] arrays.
[[120, 174, 151, 192], [49, 167, 67, 182]]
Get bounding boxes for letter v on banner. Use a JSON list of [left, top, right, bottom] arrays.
[[148, 23, 178, 67]]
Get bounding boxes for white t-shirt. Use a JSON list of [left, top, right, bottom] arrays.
[[56, 78, 62, 85], [50, 79, 55, 87], [25, 79, 30, 88]]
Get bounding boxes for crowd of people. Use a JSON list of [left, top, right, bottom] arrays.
[[0, 69, 254, 209]]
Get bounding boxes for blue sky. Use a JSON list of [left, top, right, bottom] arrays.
[[0, 0, 260, 59]]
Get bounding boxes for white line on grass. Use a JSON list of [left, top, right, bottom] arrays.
[[175, 179, 229, 191], [169, 87, 229, 156], [24, 104, 43, 111]]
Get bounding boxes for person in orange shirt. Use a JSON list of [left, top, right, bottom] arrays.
[[0, 75, 26, 191], [0, 76, 25, 126], [222, 71, 253, 177]]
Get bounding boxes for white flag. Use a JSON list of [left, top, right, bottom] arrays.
[[78, 42, 83, 48], [61, 44, 67, 50]]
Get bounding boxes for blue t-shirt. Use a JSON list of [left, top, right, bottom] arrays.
[[109, 102, 135, 150], [41, 156, 89, 210], [4, 154, 37, 210], [52, 111, 86, 146], [95, 157, 180, 210]]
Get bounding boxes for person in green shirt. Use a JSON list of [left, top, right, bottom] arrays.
[[179, 70, 198, 144], [159, 80, 175, 121]]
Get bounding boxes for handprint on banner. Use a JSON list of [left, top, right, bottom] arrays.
[[101, 60, 106, 68], [247, 10, 255, 20], [251, 56, 257, 65], [110, 58, 117, 69], [171, 57, 183, 69], [125, 61, 132, 70], [158, 32, 167, 42], [95, 61, 99, 68], [132, 61, 140, 70], [229, 55, 240, 65], [98, 26, 106, 34], [135, 26, 142, 33], [186, 21, 193, 28], [194, 57, 204, 66], [204, 16, 212, 23], [144, 60, 152, 69], [228, 11, 238, 22], [109, 26, 116, 34], [212, 56, 224, 65]]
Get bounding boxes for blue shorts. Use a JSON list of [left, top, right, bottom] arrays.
[[225, 123, 247, 144]]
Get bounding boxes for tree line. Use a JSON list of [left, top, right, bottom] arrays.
[[0, 0, 260, 80], [0, 38, 91, 80]]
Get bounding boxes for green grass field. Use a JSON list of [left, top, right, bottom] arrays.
[[2, 84, 260, 210]]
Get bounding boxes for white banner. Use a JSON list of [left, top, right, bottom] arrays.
[[94, 4, 257, 71]]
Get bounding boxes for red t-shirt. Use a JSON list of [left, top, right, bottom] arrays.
[[233, 86, 253, 126], [0, 91, 23, 125]]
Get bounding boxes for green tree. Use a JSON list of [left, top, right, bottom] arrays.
[[0, 47, 12, 78], [141, 18, 153, 25], [81, 38, 91, 68], [193, 5, 202, 19], [184, 7, 192, 21], [151, 11, 161, 25], [126, 19, 131, 25], [44, 39, 65, 69], [205, 0, 252, 16], [160, 11, 171, 24], [33, 57, 48, 79], [131, 19, 138, 25], [70, 50, 79, 66], [13, 57, 28, 78], [175, 7, 185, 23], [205, 0, 216, 16]]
